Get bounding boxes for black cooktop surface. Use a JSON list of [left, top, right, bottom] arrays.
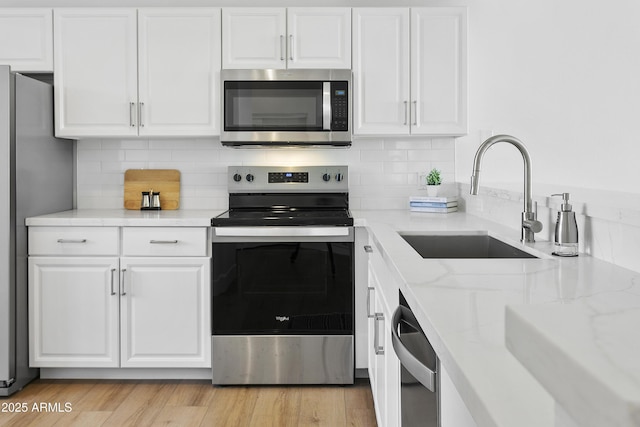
[[211, 208, 353, 227]]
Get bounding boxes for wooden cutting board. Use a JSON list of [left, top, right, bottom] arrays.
[[124, 169, 180, 210]]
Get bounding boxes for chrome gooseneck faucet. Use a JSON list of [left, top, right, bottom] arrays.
[[470, 134, 543, 243]]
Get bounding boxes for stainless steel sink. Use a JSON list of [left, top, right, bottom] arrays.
[[401, 234, 537, 259]]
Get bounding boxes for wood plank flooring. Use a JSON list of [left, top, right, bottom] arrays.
[[0, 378, 377, 427]]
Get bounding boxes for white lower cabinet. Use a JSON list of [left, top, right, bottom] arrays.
[[367, 237, 400, 427], [28, 256, 120, 367], [28, 226, 211, 369], [120, 257, 210, 368]]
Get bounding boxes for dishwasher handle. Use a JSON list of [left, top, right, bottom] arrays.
[[391, 305, 437, 392]]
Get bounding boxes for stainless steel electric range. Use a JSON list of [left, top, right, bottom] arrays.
[[211, 166, 354, 385]]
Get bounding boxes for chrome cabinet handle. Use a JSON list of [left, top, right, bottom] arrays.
[[413, 100, 418, 126], [110, 268, 116, 296], [57, 239, 86, 244], [374, 312, 385, 355], [280, 35, 285, 61], [149, 240, 178, 244], [129, 102, 136, 127], [363, 245, 373, 253], [120, 268, 127, 296], [391, 305, 437, 392], [289, 35, 293, 61], [139, 102, 144, 127], [404, 101, 408, 125], [366, 287, 375, 318]]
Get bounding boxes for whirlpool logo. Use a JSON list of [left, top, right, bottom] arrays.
[[275, 316, 290, 322]]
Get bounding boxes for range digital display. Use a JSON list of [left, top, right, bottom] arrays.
[[268, 172, 309, 183]]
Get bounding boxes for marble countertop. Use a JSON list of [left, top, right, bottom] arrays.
[[353, 209, 640, 427], [25, 209, 222, 227]]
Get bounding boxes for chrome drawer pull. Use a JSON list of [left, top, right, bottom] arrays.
[[57, 239, 87, 244], [149, 240, 178, 244]]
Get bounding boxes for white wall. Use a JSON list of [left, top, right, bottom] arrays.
[[457, 0, 640, 195]]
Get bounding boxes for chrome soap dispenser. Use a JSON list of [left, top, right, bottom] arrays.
[[552, 193, 578, 257]]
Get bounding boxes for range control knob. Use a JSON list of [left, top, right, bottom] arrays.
[[335, 173, 344, 182], [246, 174, 254, 182], [233, 173, 242, 182], [322, 173, 331, 182]]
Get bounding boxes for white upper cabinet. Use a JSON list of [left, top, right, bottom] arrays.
[[287, 8, 351, 69], [54, 8, 221, 138], [222, 7, 351, 69], [138, 8, 221, 136], [353, 7, 467, 136], [411, 8, 468, 135], [222, 8, 286, 69], [0, 9, 53, 72], [54, 8, 138, 138], [353, 8, 410, 136]]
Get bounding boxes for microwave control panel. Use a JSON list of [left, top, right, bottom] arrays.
[[331, 81, 349, 131]]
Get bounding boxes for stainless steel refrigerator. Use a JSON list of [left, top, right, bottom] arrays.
[[0, 65, 74, 396]]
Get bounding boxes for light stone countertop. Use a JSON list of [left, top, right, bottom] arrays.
[[27, 208, 640, 426], [25, 209, 222, 227], [353, 209, 640, 427]]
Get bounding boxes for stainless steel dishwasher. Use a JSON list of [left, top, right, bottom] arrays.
[[391, 292, 440, 426]]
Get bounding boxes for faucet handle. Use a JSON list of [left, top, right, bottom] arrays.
[[523, 218, 543, 233]]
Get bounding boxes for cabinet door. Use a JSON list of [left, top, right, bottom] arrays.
[[120, 257, 211, 368], [352, 8, 410, 136], [287, 8, 351, 69], [411, 7, 468, 135], [222, 8, 286, 69], [381, 294, 401, 427], [0, 9, 53, 72], [28, 257, 119, 368], [54, 8, 138, 138], [138, 8, 221, 136]]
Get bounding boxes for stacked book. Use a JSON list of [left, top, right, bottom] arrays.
[[409, 196, 458, 213]]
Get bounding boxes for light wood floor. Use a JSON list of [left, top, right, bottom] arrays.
[[0, 378, 377, 427]]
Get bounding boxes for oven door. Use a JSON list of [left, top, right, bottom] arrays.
[[212, 227, 354, 335], [211, 226, 354, 384]]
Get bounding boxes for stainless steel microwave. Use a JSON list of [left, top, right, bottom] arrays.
[[221, 69, 352, 147]]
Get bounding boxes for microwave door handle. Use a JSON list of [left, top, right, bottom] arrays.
[[323, 82, 331, 130]]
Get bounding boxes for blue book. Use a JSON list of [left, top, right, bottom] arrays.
[[409, 201, 457, 208]]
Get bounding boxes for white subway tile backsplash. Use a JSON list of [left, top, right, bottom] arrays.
[[76, 136, 456, 210], [125, 150, 149, 162], [111, 139, 150, 150], [355, 138, 384, 150], [148, 150, 172, 161]]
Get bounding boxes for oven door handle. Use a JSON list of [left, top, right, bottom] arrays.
[[214, 226, 351, 238]]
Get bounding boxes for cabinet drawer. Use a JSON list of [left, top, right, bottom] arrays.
[[29, 227, 119, 256], [122, 227, 208, 257]]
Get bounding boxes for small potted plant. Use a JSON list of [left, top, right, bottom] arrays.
[[426, 168, 441, 196]]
